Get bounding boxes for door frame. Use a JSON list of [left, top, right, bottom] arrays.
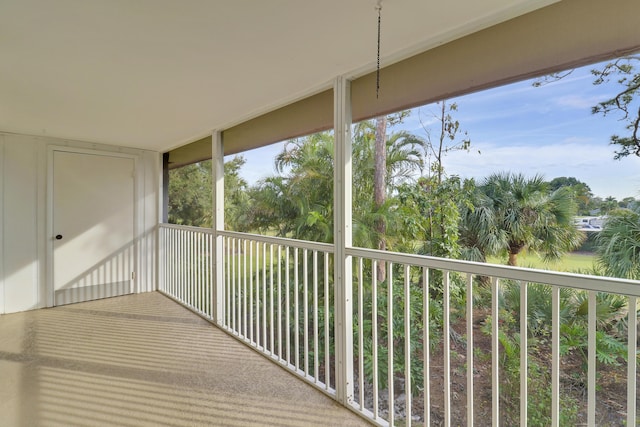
[[46, 146, 141, 307]]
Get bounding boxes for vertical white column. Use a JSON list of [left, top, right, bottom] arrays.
[[212, 131, 225, 325], [0, 136, 4, 314], [334, 75, 354, 405]]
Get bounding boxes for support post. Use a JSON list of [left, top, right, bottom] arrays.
[[212, 131, 225, 325], [161, 152, 169, 223], [334, 76, 354, 405]]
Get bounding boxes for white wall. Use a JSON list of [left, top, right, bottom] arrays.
[[0, 132, 160, 314]]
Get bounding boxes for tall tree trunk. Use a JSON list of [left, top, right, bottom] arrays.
[[508, 251, 518, 266], [374, 116, 387, 282], [437, 101, 446, 186]]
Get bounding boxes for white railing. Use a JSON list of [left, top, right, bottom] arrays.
[[159, 224, 213, 319], [347, 247, 639, 427], [218, 230, 335, 394], [158, 224, 640, 427]]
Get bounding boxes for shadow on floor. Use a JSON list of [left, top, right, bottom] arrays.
[[0, 292, 369, 426]]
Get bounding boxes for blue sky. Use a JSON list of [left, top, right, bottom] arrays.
[[231, 59, 640, 200]]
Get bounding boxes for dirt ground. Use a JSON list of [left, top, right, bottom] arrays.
[[354, 307, 637, 426]]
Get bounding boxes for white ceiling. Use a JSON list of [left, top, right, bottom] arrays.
[[0, 0, 556, 152]]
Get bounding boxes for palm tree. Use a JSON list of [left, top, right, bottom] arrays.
[[596, 207, 640, 279], [352, 121, 425, 250], [248, 121, 425, 247], [460, 172, 584, 266]]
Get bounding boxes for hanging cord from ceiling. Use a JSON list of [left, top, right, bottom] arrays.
[[375, 0, 382, 99]]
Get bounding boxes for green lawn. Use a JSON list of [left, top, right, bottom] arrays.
[[487, 251, 597, 273]]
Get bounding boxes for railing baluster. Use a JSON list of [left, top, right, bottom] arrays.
[[182, 230, 186, 304], [238, 238, 242, 334], [423, 267, 430, 427], [492, 277, 500, 427], [176, 229, 179, 300], [232, 238, 237, 332], [551, 285, 560, 427], [358, 257, 364, 409], [250, 241, 254, 343], [243, 239, 248, 338], [286, 246, 290, 364], [372, 259, 379, 420], [165, 230, 171, 296], [627, 295, 637, 427], [178, 228, 182, 301], [324, 252, 331, 390], [278, 245, 283, 360], [520, 281, 528, 427], [295, 247, 300, 371], [186, 230, 190, 305], [175, 229, 179, 299], [207, 232, 212, 318], [198, 232, 203, 313], [197, 231, 201, 310], [191, 231, 195, 309], [191, 232, 196, 309], [166, 228, 170, 293], [192, 231, 196, 308], [165, 229, 170, 294], [262, 242, 267, 350], [388, 261, 394, 427], [256, 241, 261, 348], [467, 272, 474, 427], [226, 237, 231, 328], [588, 291, 597, 426], [270, 244, 274, 355], [313, 250, 319, 382], [186, 231, 191, 307], [404, 264, 412, 427], [304, 248, 309, 376], [443, 270, 451, 427]]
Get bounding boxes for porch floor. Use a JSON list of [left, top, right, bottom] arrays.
[[0, 292, 369, 426]]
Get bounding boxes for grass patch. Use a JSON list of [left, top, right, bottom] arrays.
[[487, 251, 596, 273]]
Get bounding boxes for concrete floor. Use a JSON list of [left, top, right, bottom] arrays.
[[0, 292, 370, 426]]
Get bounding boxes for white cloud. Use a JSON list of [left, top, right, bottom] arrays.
[[554, 94, 603, 110], [442, 141, 640, 199]]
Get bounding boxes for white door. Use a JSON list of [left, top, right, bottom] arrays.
[[53, 151, 135, 306]]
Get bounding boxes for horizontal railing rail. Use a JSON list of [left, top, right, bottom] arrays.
[[158, 224, 639, 427], [218, 230, 334, 252], [347, 246, 640, 296]]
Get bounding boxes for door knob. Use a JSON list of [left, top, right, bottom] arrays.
[[55, 234, 63, 240]]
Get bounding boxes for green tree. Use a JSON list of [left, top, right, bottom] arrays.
[[259, 132, 335, 242], [618, 196, 638, 209], [460, 172, 584, 266], [420, 101, 471, 185], [168, 156, 249, 230], [548, 176, 594, 215], [374, 116, 388, 280], [596, 206, 640, 279], [246, 119, 425, 247], [224, 156, 250, 231], [168, 161, 212, 227], [535, 55, 640, 160], [590, 55, 640, 159], [351, 119, 425, 249], [397, 175, 475, 258], [600, 196, 619, 215]]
